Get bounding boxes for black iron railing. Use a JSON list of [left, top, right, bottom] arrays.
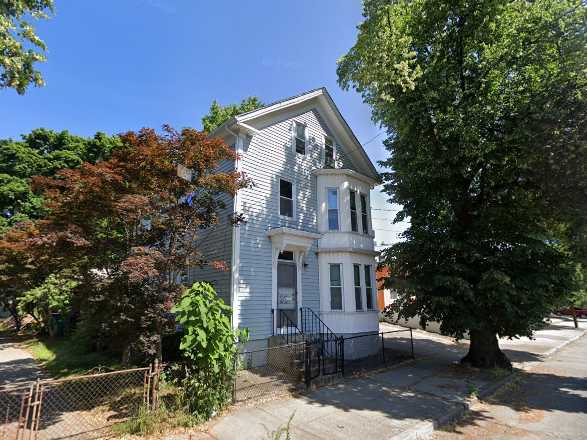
[[299, 307, 343, 377], [272, 308, 304, 345]]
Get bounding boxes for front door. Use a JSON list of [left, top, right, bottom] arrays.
[[277, 253, 297, 328]]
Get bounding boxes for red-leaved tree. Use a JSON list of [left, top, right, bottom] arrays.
[[0, 126, 245, 363]]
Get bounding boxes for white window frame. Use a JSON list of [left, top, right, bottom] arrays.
[[293, 121, 307, 155], [323, 135, 336, 168], [329, 263, 344, 311], [327, 187, 340, 231], [353, 263, 363, 311], [365, 264, 374, 310], [279, 178, 295, 219]]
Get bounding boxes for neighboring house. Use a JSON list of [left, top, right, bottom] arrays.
[[188, 88, 381, 355], [376, 266, 397, 311]]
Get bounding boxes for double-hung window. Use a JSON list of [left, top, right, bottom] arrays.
[[294, 122, 306, 155], [324, 136, 334, 168], [327, 188, 339, 231], [329, 264, 343, 310], [365, 265, 374, 310], [279, 179, 293, 217], [353, 264, 363, 310], [350, 190, 358, 232], [360, 194, 369, 234]]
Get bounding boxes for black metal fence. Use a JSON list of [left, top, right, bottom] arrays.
[[234, 327, 415, 402], [342, 329, 415, 376]]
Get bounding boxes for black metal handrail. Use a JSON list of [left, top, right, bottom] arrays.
[[299, 307, 338, 343], [299, 307, 343, 376], [272, 308, 304, 345]]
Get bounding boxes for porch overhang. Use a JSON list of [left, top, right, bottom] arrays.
[[267, 227, 320, 253]]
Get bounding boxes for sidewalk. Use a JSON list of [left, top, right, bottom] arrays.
[[0, 335, 45, 389], [201, 317, 585, 440]]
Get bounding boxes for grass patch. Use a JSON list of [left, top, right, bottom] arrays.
[[26, 336, 120, 377], [111, 404, 196, 437]]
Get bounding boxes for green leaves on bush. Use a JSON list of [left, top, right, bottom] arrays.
[[171, 282, 247, 420]]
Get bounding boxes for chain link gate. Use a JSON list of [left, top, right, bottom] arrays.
[[0, 363, 162, 440]]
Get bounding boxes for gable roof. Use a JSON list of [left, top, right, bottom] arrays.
[[212, 87, 381, 183]]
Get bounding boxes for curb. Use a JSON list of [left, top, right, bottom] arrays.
[[391, 328, 585, 440]]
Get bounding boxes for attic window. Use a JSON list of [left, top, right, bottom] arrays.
[[324, 136, 334, 168], [294, 123, 306, 155]]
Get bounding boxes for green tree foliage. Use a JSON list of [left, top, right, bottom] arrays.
[[338, 0, 586, 368], [0, 126, 245, 364], [170, 282, 247, 421], [0, 129, 122, 233], [201, 96, 264, 133], [18, 271, 78, 335], [0, 0, 54, 94]]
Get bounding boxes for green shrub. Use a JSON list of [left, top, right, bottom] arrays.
[[171, 282, 247, 421], [17, 272, 78, 336]]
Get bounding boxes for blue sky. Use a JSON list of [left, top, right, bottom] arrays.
[[1, 0, 407, 244]]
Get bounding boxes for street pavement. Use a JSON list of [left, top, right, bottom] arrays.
[[434, 331, 587, 440]]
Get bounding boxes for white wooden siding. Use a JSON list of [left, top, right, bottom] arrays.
[[236, 108, 362, 339], [187, 158, 235, 306]]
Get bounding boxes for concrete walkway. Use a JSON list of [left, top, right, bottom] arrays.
[[202, 317, 585, 440], [434, 330, 587, 440], [0, 335, 45, 389]]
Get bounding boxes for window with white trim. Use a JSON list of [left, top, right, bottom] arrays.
[[327, 188, 339, 231], [329, 264, 343, 310], [324, 136, 334, 168], [350, 190, 358, 232], [360, 194, 369, 234], [294, 122, 306, 155], [279, 179, 293, 217], [365, 265, 374, 310], [353, 264, 363, 310]]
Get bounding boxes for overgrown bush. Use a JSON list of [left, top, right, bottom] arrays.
[[170, 282, 247, 421]]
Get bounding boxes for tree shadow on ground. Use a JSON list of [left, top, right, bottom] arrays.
[[294, 336, 585, 434]]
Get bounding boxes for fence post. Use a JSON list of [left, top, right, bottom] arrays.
[[340, 337, 345, 377], [380, 332, 385, 365], [409, 328, 415, 358], [304, 340, 311, 389], [152, 359, 160, 410], [232, 352, 237, 403]]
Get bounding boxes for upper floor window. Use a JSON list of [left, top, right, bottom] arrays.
[[327, 188, 339, 231], [353, 264, 363, 311], [294, 122, 306, 155], [280, 179, 293, 217], [360, 194, 369, 234], [365, 265, 374, 310], [324, 136, 334, 168], [349, 190, 358, 232]]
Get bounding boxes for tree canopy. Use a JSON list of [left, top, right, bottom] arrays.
[[0, 126, 245, 362], [201, 97, 264, 133], [0, 128, 122, 233], [338, 0, 586, 368], [0, 0, 54, 94]]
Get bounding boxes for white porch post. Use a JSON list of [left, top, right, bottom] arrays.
[[271, 246, 280, 335], [295, 251, 305, 328]]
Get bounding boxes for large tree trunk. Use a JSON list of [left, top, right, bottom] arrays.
[[461, 329, 512, 370]]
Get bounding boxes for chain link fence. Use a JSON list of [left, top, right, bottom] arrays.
[[234, 341, 305, 402], [0, 365, 161, 440]]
